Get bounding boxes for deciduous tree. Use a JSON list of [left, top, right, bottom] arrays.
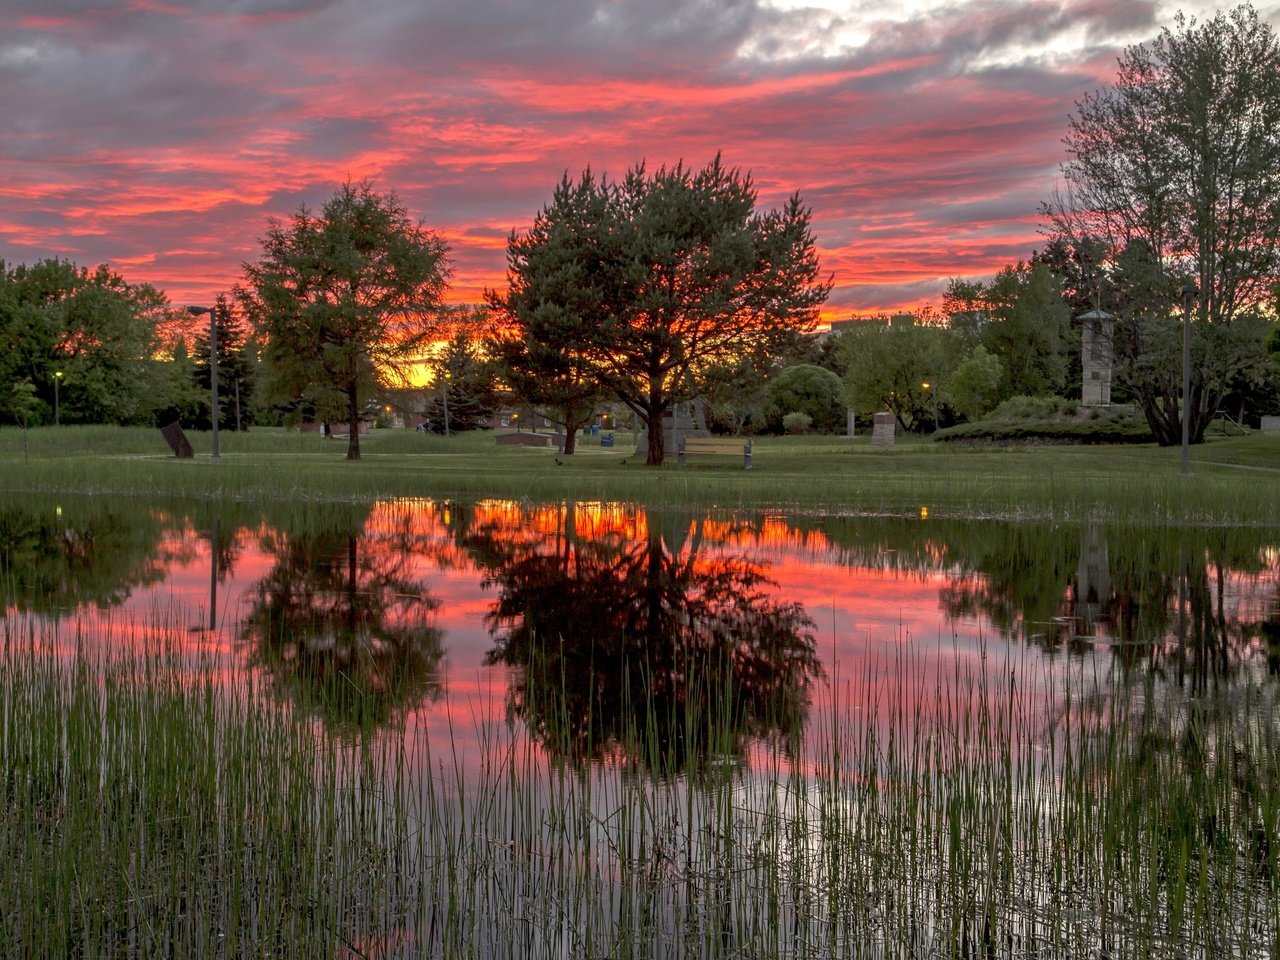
[[0, 258, 168, 425], [237, 181, 452, 459], [765, 363, 845, 434], [981, 262, 1070, 401], [949, 345, 1004, 421], [1048, 4, 1280, 443], [837, 320, 953, 433]]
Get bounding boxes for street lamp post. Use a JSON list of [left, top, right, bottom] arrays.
[[442, 373, 451, 437], [922, 381, 938, 433], [187, 305, 220, 459], [53, 370, 63, 426], [1180, 284, 1199, 476]]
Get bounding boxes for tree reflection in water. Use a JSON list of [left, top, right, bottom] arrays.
[[241, 512, 444, 734], [901, 519, 1280, 685], [0, 495, 172, 615], [463, 504, 822, 773]]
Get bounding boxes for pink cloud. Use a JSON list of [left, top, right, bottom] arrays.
[[1, 0, 1260, 316]]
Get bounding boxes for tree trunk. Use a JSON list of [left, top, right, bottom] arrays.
[[1139, 379, 1213, 446], [645, 386, 667, 466], [346, 385, 361, 460], [346, 535, 358, 635], [560, 404, 583, 455]]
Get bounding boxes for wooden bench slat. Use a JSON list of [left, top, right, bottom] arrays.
[[677, 436, 753, 469], [682, 439, 746, 452]]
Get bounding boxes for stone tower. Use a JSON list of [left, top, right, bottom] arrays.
[[1079, 309, 1114, 406]]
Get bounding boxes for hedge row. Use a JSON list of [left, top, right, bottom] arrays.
[[933, 416, 1155, 445]]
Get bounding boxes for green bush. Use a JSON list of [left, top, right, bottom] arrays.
[[782, 411, 813, 434], [934, 417, 1153, 445], [934, 399, 1152, 444], [989, 395, 1080, 420], [766, 365, 845, 433]]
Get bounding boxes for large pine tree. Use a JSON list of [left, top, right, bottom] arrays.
[[491, 157, 830, 465]]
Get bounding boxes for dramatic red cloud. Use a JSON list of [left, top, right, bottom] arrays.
[[1, 0, 1263, 320]]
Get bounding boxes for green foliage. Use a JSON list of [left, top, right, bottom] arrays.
[[765, 363, 844, 433], [189, 294, 256, 432], [152, 338, 206, 429], [486, 173, 616, 452], [3, 380, 37, 461], [935, 398, 1153, 444], [420, 326, 503, 435], [237, 180, 452, 460], [836, 320, 954, 432], [1049, 4, 1280, 442], [0, 258, 169, 426], [980, 262, 1070, 399], [949, 345, 1004, 420], [3, 379, 37, 428], [698, 357, 773, 435], [934, 418, 1154, 444], [781, 411, 813, 434], [491, 157, 830, 465], [989, 395, 1081, 420], [941, 277, 988, 348]]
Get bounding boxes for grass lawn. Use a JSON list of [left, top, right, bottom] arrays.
[[1, 423, 1277, 524]]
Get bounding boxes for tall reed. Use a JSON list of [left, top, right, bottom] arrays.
[[2, 617, 1276, 958]]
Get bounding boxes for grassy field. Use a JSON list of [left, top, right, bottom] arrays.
[[1, 423, 1278, 524]]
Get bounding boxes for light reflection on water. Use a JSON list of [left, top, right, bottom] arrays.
[[4, 494, 1279, 956], [4, 495, 1277, 766]]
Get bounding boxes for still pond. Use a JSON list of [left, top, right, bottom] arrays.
[[2, 494, 1277, 958]]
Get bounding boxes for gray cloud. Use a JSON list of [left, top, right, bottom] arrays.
[[1, 0, 1271, 311]]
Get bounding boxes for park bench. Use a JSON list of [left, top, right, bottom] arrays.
[[677, 436, 753, 470]]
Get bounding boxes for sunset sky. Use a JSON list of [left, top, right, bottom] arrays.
[[3, 0, 1275, 320]]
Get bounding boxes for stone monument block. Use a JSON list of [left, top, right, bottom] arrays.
[[871, 411, 896, 447], [1262, 416, 1280, 434], [160, 421, 195, 458]]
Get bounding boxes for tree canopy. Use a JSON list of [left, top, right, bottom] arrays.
[[486, 172, 618, 454], [765, 363, 846, 434], [0, 258, 168, 426], [1048, 4, 1280, 443], [237, 181, 452, 459], [490, 157, 830, 464], [836, 320, 953, 433]]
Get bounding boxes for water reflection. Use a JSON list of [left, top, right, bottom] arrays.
[[5, 495, 1278, 956], [807, 513, 1279, 684], [0, 499, 169, 613], [461, 503, 821, 770], [2, 495, 1278, 746], [239, 506, 444, 734]]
